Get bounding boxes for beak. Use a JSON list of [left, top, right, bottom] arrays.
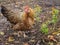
[[28, 10, 30, 13]]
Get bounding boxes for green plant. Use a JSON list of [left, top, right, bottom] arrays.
[[51, 15, 57, 24], [51, 7, 59, 30], [41, 23, 48, 34], [52, 7, 59, 15], [34, 5, 42, 15], [51, 8, 59, 24], [36, 17, 40, 22], [34, 5, 42, 22]]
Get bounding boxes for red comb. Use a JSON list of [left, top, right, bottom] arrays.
[[24, 6, 29, 9], [24, 5, 30, 13]]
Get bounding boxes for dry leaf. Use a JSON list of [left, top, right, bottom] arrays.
[[52, 32, 58, 35], [48, 35, 57, 42], [48, 35, 54, 40], [8, 36, 14, 42]]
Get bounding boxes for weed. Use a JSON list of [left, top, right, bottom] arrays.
[[34, 5, 42, 22], [41, 23, 48, 34], [51, 7, 59, 24]]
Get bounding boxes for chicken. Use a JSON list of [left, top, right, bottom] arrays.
[[1, 5, 35, 30]]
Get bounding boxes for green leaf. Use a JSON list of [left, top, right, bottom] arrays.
[[52, 15, 57, 23], [34, 5, 42, 15], [52, 8, 59, 15], [41, 23, 48, 34], [36, 17, 40, 22]]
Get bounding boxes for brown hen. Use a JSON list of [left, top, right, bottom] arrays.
[[1, 5, 35, 30]]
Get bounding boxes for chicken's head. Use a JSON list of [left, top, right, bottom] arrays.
[[24, 6, 30, 14]]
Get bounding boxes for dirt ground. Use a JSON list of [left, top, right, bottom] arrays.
[[0, 0, 60, 45]]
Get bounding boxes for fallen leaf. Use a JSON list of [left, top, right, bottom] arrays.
[[48, 35, 54, 40], [48, 35, 57, 42], [52, 32, 58, 35], [8, 36, 14, 42]]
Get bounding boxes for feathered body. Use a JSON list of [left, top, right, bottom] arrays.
[[1, 5, 34, 30]]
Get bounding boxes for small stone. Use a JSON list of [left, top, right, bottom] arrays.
[[10, 44, 14, 45], [5, 42, 9, 45], [15, 5, 18, 7], [29, 39, 35, 42], [18, 31, 23, 37], [57, 33, 60, 36], [14, 41, 20, 43], [13, 32, 18, 35], [0, 31, 4, 35], [24, 33, 28, 38], [23, 42, 29, 45]]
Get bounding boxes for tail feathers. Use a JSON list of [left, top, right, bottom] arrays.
[[1, 5, 11, 17], [1, 5, 8, 13]]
